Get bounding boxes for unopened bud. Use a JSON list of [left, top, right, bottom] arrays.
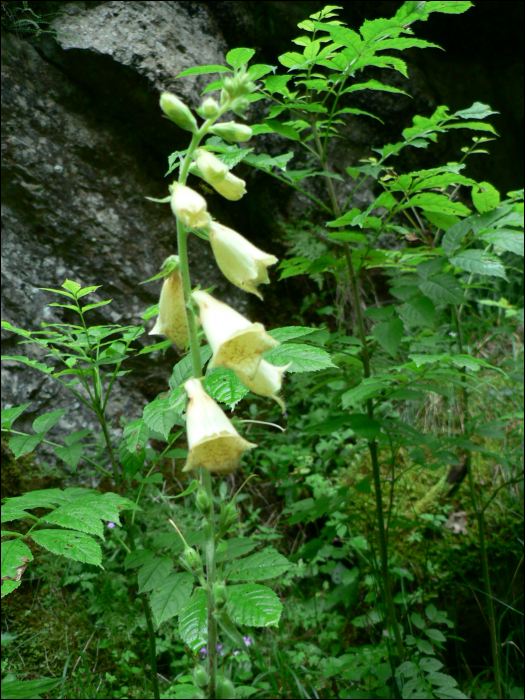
[[212, 581, 227, 609], [196, 490, 211, 515], [216, 677, 236, 699], [194, 666, 209, 690], [222, 77, 234, 94], [160, 92, 197, 133], [181, 546, 202, 574], [198, 97, 220, 119], [209, 121, 252, 143]]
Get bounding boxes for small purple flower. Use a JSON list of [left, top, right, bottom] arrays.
[[233, 650, 240, 656], [199, 647, 207, 658], [217, 644, 223, 655], [107, 522, 116, 529], [243, 636, 252, 646]]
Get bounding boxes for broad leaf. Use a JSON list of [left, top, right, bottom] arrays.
[[264, 344, 336, 373], [471, 182, 500, 213], [9, 432, 46, 459], [1, 403, 32, 429], [442, 218, 473, 256], [31, 529, 102, 567], [418, 275, 465, 304], [55, 443, 83, 469], [449, 250, 508, 279], [150, 573, 195, 626], [227, 583, 282, 627], [178, 587, 208, 652], [372, 318, 403, 356], [137, 556, 174, 594], [225, 548, 293, 581], [203, 369, 248, 408]]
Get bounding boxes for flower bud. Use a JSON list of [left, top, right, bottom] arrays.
[[235, 359, 291, 412], [219, 501, 237, 531], [170, 182, 210, 229], [208, 222, 278, 299], [198, 97, 220, 119], [160, 92, 197, 133], [216, 677, 236, 699], [195, 489, 211, 515], [231, 97, 249, 116], [209, 121, 253, 143], [212, 581, 228, 609], [194, 666, 209, 690], [181, 545, 203, 574], [194, 148, 229, 184], [212, 172, 247, 201], [222, 76, 235, 94]]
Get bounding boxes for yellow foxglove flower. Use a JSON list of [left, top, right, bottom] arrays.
[[160, 92, 197, 133], [208, 221, 278, 299], [170, 182, 210, 228], [212, 172, 247, 201], [192, 290, 279, 379], [183, 378, 256, 474], [149, 265, 189, 348], [235, 359, 291, 412], [194, 148, 229, 184], [209, 121, 253, 143]]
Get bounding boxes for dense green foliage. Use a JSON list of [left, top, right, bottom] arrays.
[[2, 2, 523, 699]]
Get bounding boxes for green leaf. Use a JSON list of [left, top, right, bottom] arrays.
[[1, 356, 53, 374], [216, 537, 258, 564], [175, 65, 232, 78], [264, 119, 301, 141], [150, 573, 195, 626], [398, 298, 436, 327], [472, 182, 500, 213], [447, 121, 498, 135], [204, 369, 248, 408], [62, 279, 81, 294], [479, 230, 524, 256], [449, 250, 508, 279], [137, 556, 174, 594], [32, 410, 67, 434], [143, 396, 181, 441], [225, 548, 293, 581], [400, 193, 471, 216], [268, 326, 322, 342], [264, 344, 336, 373], [170, 346, 213, 390], [346, 414, 382, 440], [226, 47, 255, 68], [441, 218, 473, 257], [118, 438, 145, 478], [123, 419, 150, 455], [0, 677, 62, 697], [227, 583, 282, 626], [178, 587, 208, 652], [1, 539, 33, 593], [55, 443, 83, 469], [8, 433, 46, 459], [425, 628, 447, 643], [41, 502, 105, 539], [455, 102, 499, 120], [372, 318, 403, 357], [31, 529, 102, 567], [1, 403, 32, 429], [341, 380, 389, 408], [76, 285, 102, 298], [343, 79, 409, 97], [419, 275, 465, 304], [81, 300, 112, 313]]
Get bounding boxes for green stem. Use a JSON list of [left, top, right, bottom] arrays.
[[202, 470, 218, 697], [311, 119, 404, 662], [454, 306, 502, 697]]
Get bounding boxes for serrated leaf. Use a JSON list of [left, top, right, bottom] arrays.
[[123, 419, 150, 454], [399, 298, 436, 327], [372, 318, 403, 357], [62, 279, 81, 294], [400, 193, 471, 216], [170, 346, 213, 390], [137, 556, 174, 594], [216, 537, 258, 564], [143, 396, 180, 441], [64, 429, 91, 446], [1, 403, 32, 429], [31, 529, 102, 567], [268, 326, 321, 342], [225, 548, 293, 581], [32, 410, 67, 434], [118, 438, 145, 478], [455, 102, 499, 120], [150, 573, 195, 626], [178, 587, 208, 652], [55, 443, 83, 469], [1, 539, 33, 592], [343, 79, 409, 97], [41, 502, 105, 539], [341, 381, 388, 408], [264, 343, 336, 373], [175, 65, 232, 78], [226, 47, 255, 68], [479, 230, 524, 256], [264, 118, 301, 141], [425, 628, 447, 643], [203, 369, 248, 408], [1, 356, 53, 374], [472, 182, 500, 213], [81, 300, 112, 313], [442, 218, 473, 256], [227, 583, 282, 627], [449, 250, 507, 279], [8, 432, 46, 459], [0, 677, 62, 696], [419, 275, 465, 304], [346, 414, 382, 440]]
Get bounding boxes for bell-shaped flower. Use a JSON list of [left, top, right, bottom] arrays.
[[212, 172, 247, 201], [235, 359, 291, 412], [208, 222, 278, 299], [149, 264, 190, 348], [183, 378, 256, 474], [192, 290, 279, 379], [170, 182, 210, 229], [194, 148, 229, 184], [160, 92, 197, 133]]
